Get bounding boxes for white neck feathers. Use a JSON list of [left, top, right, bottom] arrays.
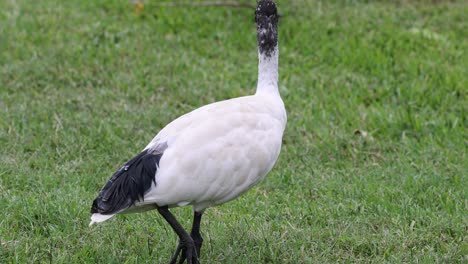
[[256, 47, 279, 95]]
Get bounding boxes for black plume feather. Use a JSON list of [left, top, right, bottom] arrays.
[[91, 149, 163, 215]]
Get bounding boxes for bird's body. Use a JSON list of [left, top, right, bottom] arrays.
[[144, 93, 286, 210], [91, 91, 285, 223], [91, 1, 284, 263]]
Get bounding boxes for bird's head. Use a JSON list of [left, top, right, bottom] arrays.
[[255, 0, 279, 57], [255, 0, 278, 22]]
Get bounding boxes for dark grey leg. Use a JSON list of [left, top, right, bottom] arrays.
[[190, 211, 204, 259], [167, 210, 204, 264], [157, 206, 197, 264]]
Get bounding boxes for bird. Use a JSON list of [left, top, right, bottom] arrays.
[[90, 1, 285, 263]]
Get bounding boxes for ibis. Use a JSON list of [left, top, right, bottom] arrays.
[[90, 1, 285, 263]]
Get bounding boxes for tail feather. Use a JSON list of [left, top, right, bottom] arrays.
[[89, 213, 115, 226], [90, 149, 164, 217]]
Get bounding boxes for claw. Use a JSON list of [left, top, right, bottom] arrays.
[[169, 240, 199, 264], [169, 242, 183, 264]]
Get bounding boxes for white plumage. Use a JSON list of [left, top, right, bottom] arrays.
[[90, 1, 284, 263], [145, 92, 285, 210], [91, 93, 285, 224]]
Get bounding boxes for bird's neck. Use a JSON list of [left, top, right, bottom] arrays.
[[255, 2, 279, 96], [256, 48, 279, 95]]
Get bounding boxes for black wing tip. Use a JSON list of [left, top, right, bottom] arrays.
[[90, 196, 115, 214], [91, 199, 99, 213], [90, 149, 163, 215], [90, 196, 131, 215]]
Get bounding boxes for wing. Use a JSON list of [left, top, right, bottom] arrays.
[[90, 146, 165, 215]]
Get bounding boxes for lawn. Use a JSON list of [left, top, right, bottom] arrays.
[[0, 0, 466, 263]]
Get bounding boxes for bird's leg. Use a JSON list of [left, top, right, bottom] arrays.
[[169, 211, 204, 264], [157, 206, 198, 264], [168, 243, 184, 264], [190, 211, 204, 259]]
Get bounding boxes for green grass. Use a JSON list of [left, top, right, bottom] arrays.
[[1, 0, 466, 263]]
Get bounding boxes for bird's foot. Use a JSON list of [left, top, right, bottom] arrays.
[[169, 239, 199, 264]]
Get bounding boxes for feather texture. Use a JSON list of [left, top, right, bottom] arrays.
[[140, 94, 286, 212], [91, 148, 164, 215]]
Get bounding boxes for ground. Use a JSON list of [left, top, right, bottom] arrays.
[[0, 0, 466, 263]]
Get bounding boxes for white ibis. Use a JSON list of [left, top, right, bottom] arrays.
[[90, 1, 285, 263]]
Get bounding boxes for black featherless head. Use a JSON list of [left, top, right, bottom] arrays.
[[255, 0, 279, 57], [255, 0, 278, 18]]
